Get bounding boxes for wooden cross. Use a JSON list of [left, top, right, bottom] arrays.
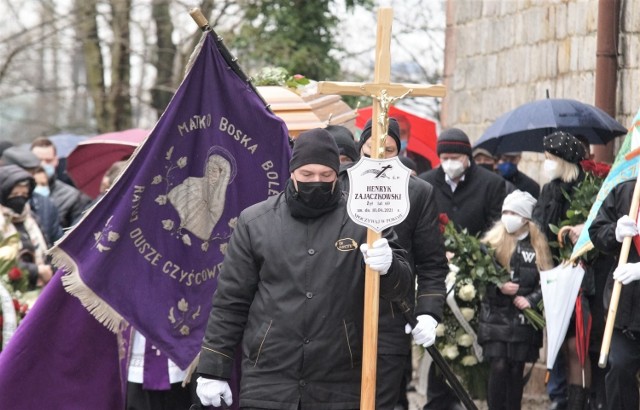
[[317, 7, 446, 410]]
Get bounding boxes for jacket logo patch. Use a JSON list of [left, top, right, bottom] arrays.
[[521, 251, 536, 263], [335, 238, 358, 252]]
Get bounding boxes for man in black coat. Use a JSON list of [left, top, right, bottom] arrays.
[[31, 137, 91, 228], [588, 179, 640, 410], [419, 128, 506, 238], [496, 152, 540, 199], [196, 128, 413, 409], [418, 128, 506, 409], [340, 118, 448, 409]]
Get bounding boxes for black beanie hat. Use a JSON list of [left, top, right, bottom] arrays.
[[357, 117, 401, 153], [289, 128, 340, 174], [543, 131, 587, 164], [325, 125, 359, 162], [437, 128, 472, 157], [0, 164, 35, 204]]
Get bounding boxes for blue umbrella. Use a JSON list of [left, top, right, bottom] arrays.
[[474, 99, 627, 155]]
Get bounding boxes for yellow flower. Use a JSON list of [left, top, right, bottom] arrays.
[[435, 324, 446, 337], [458, 284, 476, 301], [461, 355, 478, 366], [0, 244, 18, 261], [460, 307, 475, 321], [442, 344, 459, 360], [456, 333, 474, 347]]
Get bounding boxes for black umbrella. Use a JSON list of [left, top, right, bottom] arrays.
[[474, 99, 627, 155]]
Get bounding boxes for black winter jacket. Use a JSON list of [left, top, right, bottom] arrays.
[[504, 170, 541, 199], [30, 193, 63, 246], [532, 172, 584, 249], [49, 177, 91, 228], [588, 179, 640, 332], [419, 162, 506, 236], [198, 190, 412, 409], [339, 167, 448, 355], [478, 237, 543, 346]]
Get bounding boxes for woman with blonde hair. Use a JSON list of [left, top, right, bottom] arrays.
[[479, 190, 553, 410], [532, 131, 591, 409]]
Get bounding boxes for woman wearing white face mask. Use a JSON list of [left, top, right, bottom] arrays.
[[480, 190, 553, 410], [531, 131, 594, 408], [532, 131, 587, 247]]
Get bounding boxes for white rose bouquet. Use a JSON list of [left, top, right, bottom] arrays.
[[431, 213, 513, 399]]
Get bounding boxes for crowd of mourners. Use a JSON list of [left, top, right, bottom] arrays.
[[8, 121, 639, 410]]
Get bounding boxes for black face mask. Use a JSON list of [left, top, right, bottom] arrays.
[[5, 196, 27, 214], [295, 181, 336, 208], [286, 179, 341, 219]]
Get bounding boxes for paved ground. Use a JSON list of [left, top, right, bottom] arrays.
[[405, 351, 551, 410], [406, 390, 550, 410]]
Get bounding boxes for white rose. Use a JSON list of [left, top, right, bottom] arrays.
[[0, 244, 18, 260], [442, 344, 459, 360], [435, 323, 446, 337], [456, 333, 474, 347], [460, 307, 475, 321], [448, 264, 460, 273], [458, 284, 477, 301], [461, 355, 478, 366]]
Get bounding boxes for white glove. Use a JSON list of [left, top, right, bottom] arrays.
[[615, 215, 639, 243], [196, 377, 233, 407], [360, 238, 393, 275], [613, 262, 640, 285], [411, 315, 438, 347]]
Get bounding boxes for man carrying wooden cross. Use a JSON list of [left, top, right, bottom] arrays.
[[318, 7, 448, 409], [337, 116, 449, 409], [195, 128, 413, 409]]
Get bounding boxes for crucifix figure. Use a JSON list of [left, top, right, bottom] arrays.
[[318, 7, 446, 410]]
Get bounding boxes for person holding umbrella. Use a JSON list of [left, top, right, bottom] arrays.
[[531, 131, 591, 409], [479, 190, 553, 410]]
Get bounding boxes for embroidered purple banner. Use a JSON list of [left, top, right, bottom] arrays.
[[52, 32, 291, 370]]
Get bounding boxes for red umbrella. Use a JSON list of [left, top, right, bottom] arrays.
[[66, 129, 149, 199], [575, 289, 592, 387], [355, 105, 440, 168]]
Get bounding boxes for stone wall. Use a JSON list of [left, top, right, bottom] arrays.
[[442, 0, 640, 179]]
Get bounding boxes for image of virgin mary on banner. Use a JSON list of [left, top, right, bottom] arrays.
[[50, 31, 291, 372]]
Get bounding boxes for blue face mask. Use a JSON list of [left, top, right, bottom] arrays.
[[42, 164, 55, 178], [33, 185, 50, 197], [497, 162, 517, 179]]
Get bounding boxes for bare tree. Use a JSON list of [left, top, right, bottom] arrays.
[[75, 0, 108, 131]]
